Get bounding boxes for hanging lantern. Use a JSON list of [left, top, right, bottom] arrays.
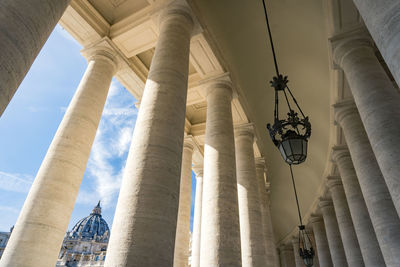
[[266, 75, 311, 165], [298, 225, 315, 267]]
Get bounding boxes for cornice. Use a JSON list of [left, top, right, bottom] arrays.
[[332, 98, 358, 125]]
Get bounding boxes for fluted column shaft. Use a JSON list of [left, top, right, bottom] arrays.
[[333, 36, 400, 216], [174, 138, 195, 267], [334, 101, 400, 267], [332, 147, 385, 267], [0, 0, 70, 116], [279, 245, 296, 267], [351, 0, 400, 86], [310, 217, 333, 267], [104, 4, 193, 266], [191, 166, 203, 267], [255, 158, 277, 267], [200, 81, 241, 267], [326, 178, 363, 267], [291, 239, 304, 267], [0, 47, 117, 267], [235, 124, 267, 267], [319, 200, 348, 267]]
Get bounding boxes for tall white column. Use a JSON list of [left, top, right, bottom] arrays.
[[326, 177, 364, 267], [291, 238, 305, 267], [235, 123, 267, 267], [351, 0, 400, 86], [332, 146, 385, 267], [332, 33, 400, 217], [309, 216, 333, 267], [255, 158, 277, 267], [0, 44, 118, 267], [174, 137, 195, 267], [104, 3, 194, 266], [334, 100, 400, 267], [319, 199, 348, 267], [200, 80, 241, 267], [191, 165, 204, 267], [0, 0, 70, 116], [279, 245, 296, 267]]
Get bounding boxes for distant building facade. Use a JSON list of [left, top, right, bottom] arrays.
[[56, 202, 110, 267], [0, 228, 12, 260]]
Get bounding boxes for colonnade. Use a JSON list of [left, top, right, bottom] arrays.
[[0, 1, 278, 267], [2, 0, 400, 267], [278, 7, 400, 267]]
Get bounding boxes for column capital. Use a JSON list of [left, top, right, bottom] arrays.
[[81, 37, 125, 73], [326, 176, 343, 190], [330, 27, 374, 68], [318, 198, 333, 209], [333, 99, 358, 125], [331, 145, 351, 163], [309, 215, 323, 224], [183, 135, 195, 151], [279, 244, 293, 252], [192, 164, 203, 178], [234, 123, 255, 140], [206, 79, 234, 100], [254, 157, 266, 170]]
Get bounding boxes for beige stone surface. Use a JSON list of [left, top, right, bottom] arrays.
[[291, 238, 304, 267], [326, 177, 363, 267], [333, 33, 400, 218], [334, 100, 400, 267], [319, 199, 348, 267], [309, 216, 333, 267], [279, 245, 295, 267], [332, 146, 385, 267], [352, 0, 400, 86], [0, 0, 70, 116], [174, 138, 195, 267], [104, 3, 194, 266], [255, 158, 277, 267], [200, 81, 241, 267], [235, 123, 267, 267], [191, 165, 203, 267], [0, 47, 117, 267]]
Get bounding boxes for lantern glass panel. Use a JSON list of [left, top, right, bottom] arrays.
[[279, 138, 308, 165], [303, 257, 313, 267]]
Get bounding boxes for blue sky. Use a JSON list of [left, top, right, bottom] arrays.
[[0, 25, 196, 233]]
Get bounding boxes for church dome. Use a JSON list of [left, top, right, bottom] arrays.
[[69, 201, 110, 240]]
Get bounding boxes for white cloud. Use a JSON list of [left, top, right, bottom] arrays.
[[0, 171, 33, 193], [0, 206, 20, 214], [79, 80, 137, 208]]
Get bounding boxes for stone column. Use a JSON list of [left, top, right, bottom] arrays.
[[0, 44, 118, 267], [0, 0, 71, 116], [279, 245, 296, 267], [255, 158, 277, 267], [351, 0, 400, 86], [332, 146, 385, 267], [104, 3, 194, 266], [326, 177, 364, 267], [332, 33, 400, 217], [309, 216, 333, 267], [291, 238, 304, 267], [174, 137, 195, 267], [191, 165, 203, 267], [200, 80, 241, 267], [235, 123, 267, 267], [319, 200, 348, 267], [334, 100, 400, 267]]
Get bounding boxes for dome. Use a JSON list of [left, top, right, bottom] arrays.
[[69, 201, 110, 240]]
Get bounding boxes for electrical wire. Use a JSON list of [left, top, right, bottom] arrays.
[[289, 164, 303, 225], [261, 0, 280, 77]]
